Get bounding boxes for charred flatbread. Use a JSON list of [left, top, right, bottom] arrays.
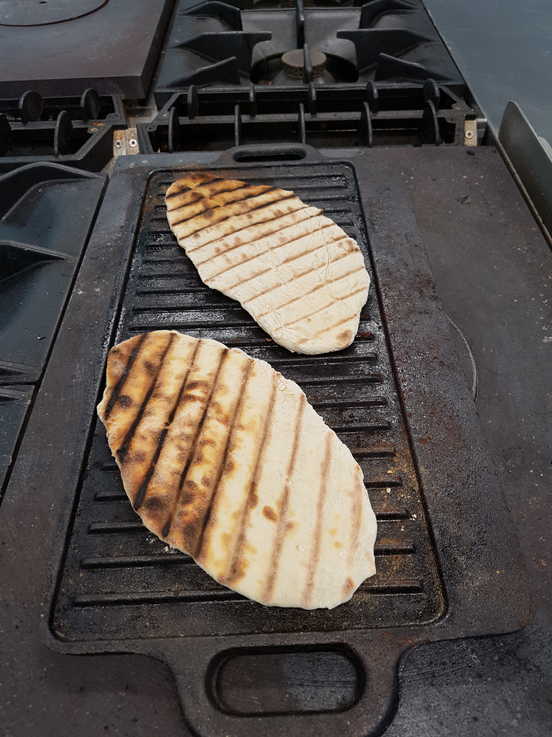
[[98, 330, 377, 609]]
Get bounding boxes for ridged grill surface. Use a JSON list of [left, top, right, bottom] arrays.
[[52, 163, 445, 641]]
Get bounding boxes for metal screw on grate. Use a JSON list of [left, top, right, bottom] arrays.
[[113, 128, 139, 156]]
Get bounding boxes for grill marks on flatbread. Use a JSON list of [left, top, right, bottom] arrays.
[[98, 330, 377, 609], [165, 174, 370, 354]]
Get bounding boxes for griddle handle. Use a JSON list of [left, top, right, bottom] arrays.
[[167, 638, 404, 737], [215, 143, 323, 165]]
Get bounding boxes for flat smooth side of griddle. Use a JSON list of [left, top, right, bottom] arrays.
[[51, 163, 445, 642]]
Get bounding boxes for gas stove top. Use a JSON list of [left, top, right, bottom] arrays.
[[153, 0, 464, 102], [0, 0, 479, 164], [138, 0, 477, 153], [1, 3, 551, 737]]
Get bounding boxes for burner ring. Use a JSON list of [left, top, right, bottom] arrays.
[[281, 48, 327, 79], [0, 0, 107, 27]]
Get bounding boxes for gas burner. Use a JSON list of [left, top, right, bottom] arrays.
[[252, 45, 357, 84], [282, 48, 327, 78], [141, 0, 477, 155], [153, 0, 465, 104]]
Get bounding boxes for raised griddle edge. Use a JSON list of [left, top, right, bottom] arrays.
[[0, 144, 531, 737]]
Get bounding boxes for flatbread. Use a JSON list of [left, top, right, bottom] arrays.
[[166, 174, 370, 354], [98, 330, 377, 609]]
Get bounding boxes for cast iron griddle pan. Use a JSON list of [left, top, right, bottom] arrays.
[[13, 145, 529, 736]]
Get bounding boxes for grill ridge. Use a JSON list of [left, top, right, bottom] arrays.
[[52, 162, 445, 641]]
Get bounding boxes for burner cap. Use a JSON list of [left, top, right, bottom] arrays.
[[281, 48, 327, 79]]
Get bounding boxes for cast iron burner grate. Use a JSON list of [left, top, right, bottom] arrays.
[[0, 163, 105, 495], [153, 0, 465, 105], [0, 88, 124, 173], [52, 161, 445, 642], [142, 79, 475, 151]]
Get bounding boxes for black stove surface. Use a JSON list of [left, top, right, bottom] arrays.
[[0, 1, 550, 734], [1, 143, 549, 737], [0, 0, 172, 98], [153, 0, 465, 105]]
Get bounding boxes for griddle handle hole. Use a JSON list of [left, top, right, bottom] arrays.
[[232, 147, 307, 163], [170, 640, 402, 736], [208, 645, 365, 716], [218, 143, 322, 165]]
